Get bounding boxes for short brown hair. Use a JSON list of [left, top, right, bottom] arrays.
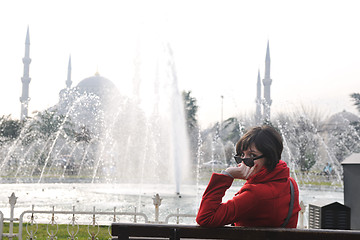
[[235, 125, 283, 171]]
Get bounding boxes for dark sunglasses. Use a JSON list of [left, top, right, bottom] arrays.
[[233, 155, 264, 167]]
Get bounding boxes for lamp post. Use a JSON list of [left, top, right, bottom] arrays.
[[220, 95, 224, 127]]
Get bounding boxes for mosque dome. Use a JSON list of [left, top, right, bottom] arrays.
[[327, 110, 359, 124], [324, 110, 360, 131], [76, 72, 119, 99]]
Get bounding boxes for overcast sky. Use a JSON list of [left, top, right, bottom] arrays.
[[1, 0, 359, 127]]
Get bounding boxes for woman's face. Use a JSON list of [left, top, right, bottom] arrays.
[[241, 144, 266, 174]]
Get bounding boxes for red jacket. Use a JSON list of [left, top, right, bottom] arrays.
[[196, 160, 301, 228]]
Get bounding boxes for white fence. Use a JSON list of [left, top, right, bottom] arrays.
[[0, 193, 307, 240], [0, 193, 197, 240]]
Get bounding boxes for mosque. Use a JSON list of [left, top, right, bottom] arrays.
[[19, 27, 273, 123], [19, 27, 120, 122]]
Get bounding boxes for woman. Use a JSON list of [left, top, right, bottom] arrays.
[[196, 125, 301, 228]]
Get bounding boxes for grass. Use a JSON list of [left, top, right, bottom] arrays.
[[2, 222, 113, 240], [298, 180, 342, 187]]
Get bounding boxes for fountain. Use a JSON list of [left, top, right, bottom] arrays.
[[0, 39, 202, 225], [0, 104, 355, 225], [0, 41, 198, 222], [0, 41, 191, 187], [0, 37, 359, 226]]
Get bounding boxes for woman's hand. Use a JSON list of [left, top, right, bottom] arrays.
[[225, 163, 257, 180]]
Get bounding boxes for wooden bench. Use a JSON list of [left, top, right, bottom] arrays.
[[111, 223, 360, 240]]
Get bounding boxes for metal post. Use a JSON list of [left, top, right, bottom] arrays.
[[299, 201, 307, 229], [112, 207, 117, 222], [152, 194, 162, 223], [176, 209, 180, 224], [8, 193, 18, 240], [0, 211, 4, 240]]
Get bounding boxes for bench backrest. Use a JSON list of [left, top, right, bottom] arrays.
[[111, 223, 360, 240]]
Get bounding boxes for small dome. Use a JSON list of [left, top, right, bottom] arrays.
[[325, 110, 360, 131], [76, 72, 119, 98], [327, 110, 359, 125]]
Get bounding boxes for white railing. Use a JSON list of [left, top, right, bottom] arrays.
[[0, 192, 197, 240], [0, 192, 307, 240], [0, 211, 3, 239], [17, 206, 150, 240]]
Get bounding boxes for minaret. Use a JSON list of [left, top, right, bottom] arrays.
[[255, 69, 262, 125], [66, 55, 72, 88], [262, 41, 272, 122], [20, 27, 32, 120]]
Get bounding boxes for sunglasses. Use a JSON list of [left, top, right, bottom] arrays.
[[233, 155, 264, 167]]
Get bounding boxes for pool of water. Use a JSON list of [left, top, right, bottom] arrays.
[[0, 183, 343, 225]]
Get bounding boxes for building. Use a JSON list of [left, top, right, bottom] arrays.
[[19, 28, 120, 122], [255, 41, 273, 124], [20, 27, 31, 120], [19, 28, 272, 126]]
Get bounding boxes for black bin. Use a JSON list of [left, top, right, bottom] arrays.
[[309, 201, 350, 230], [342, 153, 360, 229]]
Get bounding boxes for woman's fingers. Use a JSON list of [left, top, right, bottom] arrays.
[[244, 166, 255, 179]]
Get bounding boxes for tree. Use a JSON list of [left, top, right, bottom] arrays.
[[182, 90, 198, 131], [276, 114, 319, 172], [219, 117, 241, 143], [346, 93, 360, 158], [182, 90, 199, 163], [327, 115, 360, 162], [16, 109, 78, 176], [0, 115, 22, 145], [350, 93, 360, 112], [350, 93, 360, 139], [22, 109, 75, 145]]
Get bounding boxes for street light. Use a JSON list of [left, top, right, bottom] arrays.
[[221, 95, 224, 126]]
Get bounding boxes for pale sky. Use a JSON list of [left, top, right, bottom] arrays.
[[1, 0, 359, 127]]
